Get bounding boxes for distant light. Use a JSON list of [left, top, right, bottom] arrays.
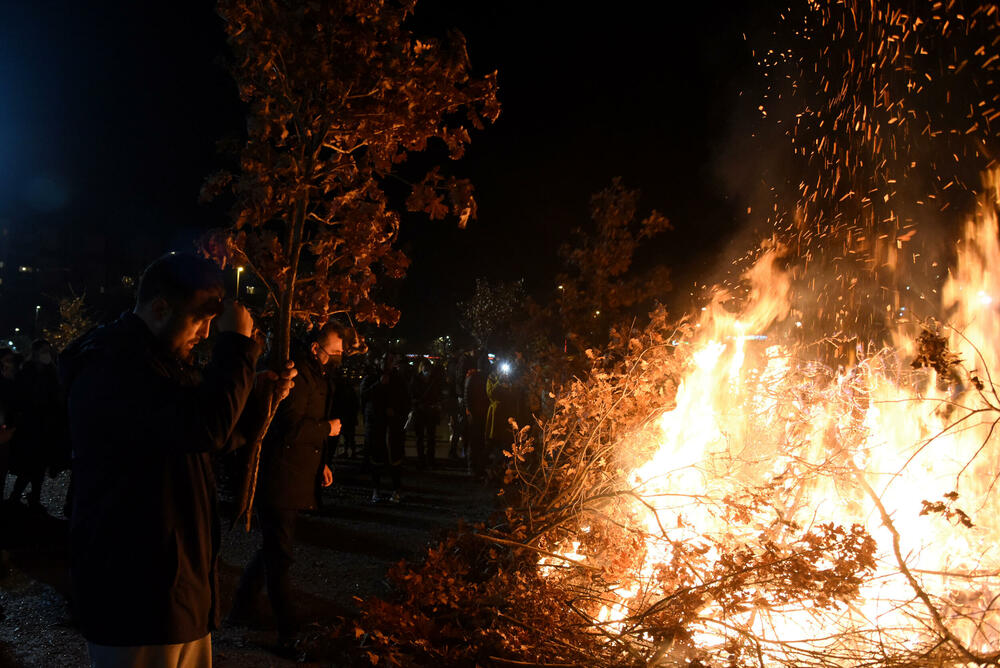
[[13, 328, 18, 333], [978, 291, 993, 306], [795, 321, 802, 327], [500, 362, 511, 374], [595, 310, 600, 315], [557, 285, 564, 290], [35, 305, 41, 311]]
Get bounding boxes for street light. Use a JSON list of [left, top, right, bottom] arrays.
[[236, 266, 245, 297], [34, 305, 41, 336]]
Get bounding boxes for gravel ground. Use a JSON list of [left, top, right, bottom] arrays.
[[0, 438, 497, 667]]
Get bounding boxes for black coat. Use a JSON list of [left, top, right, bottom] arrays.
[[61, 313, 261, 646], [330, 368, 359, 428], [257, 348, 334, 510], [361, 366, 409, 434], [10, 361, 63, 475]]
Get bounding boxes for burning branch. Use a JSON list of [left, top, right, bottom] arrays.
[[855, 468, 1000, 665]]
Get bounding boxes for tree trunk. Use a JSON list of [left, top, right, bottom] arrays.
[[236, 190, 309, 530]]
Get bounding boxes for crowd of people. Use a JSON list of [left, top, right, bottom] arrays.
[[0, 252, 532, 667], [353, 345, 530, 502]]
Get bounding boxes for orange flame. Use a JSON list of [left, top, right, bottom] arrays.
[[540, 172, 1000, 662]]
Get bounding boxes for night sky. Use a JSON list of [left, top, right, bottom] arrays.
[[1, 1, 765, 345]]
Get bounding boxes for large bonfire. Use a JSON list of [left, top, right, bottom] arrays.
[[350, 2, 1000, 666]]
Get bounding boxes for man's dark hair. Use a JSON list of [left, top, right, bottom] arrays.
[[31, 339, 51, 354], [136, 253, 225, 308], [309, 320, 350, 346]]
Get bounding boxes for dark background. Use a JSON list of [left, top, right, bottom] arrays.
[[0, 1, 768, 347]]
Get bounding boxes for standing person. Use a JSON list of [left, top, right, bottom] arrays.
[[442, 354, 461, 461], [486, 355, 527, 464], [361, 352, 409, 503], [485, 363, 509, 464], [409, 359, 442, 469], [448, 352, 475, 461], [8, 340, 61, 511], [464, 353, 490, 479], [328, 364, 359, 459], [0, 348, 18, 498], [229, 322, 346, 651], [60, 253, 295, 668]]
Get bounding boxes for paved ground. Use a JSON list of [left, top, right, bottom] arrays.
[[0, 437, 497, 667]]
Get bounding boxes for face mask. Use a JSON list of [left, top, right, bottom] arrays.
[[38, 352, 53, 366]]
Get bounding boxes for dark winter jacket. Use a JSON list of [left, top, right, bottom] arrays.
[[257, 346, 334, 510], [0, 376, 17, 472], [0, 376, 18, 432], [410, 369, 443, 416], [61, 313, 261, 646], [464, 368, 489, 421], [11, 361, 63, 474], [361, 366, 409, 433], [330, 368, 359, 428]]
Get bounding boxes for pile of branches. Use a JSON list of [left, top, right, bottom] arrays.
[[342, 311, 998, 667]]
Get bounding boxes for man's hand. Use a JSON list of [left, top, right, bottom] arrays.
[[256, 361, 297, 405], [327, 418, 341, 437], [216, 299, 254, 338], [321, 465, 333, 487]]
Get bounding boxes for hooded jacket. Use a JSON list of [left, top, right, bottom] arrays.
[[61, 312, 261, 646]]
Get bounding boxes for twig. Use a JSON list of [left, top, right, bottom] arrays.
[[474, 533, 602, 571], [486, 658, 583, 668], [855, 465, 1000, 665]]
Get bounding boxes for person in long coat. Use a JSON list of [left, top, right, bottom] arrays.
[[61, 253, 294, 668], [229, 322, 345, 649], [464, 352, 491, 478], [361, 352, 409, 502], [8, 340, 62, 510], [328, 365, 359, 458], [409, 359, 442, 469], [0, 348, 19, 499]]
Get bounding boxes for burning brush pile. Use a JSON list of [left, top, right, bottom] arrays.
[[353, 194, 1000, 666], [349, 2, 1000, 667]]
